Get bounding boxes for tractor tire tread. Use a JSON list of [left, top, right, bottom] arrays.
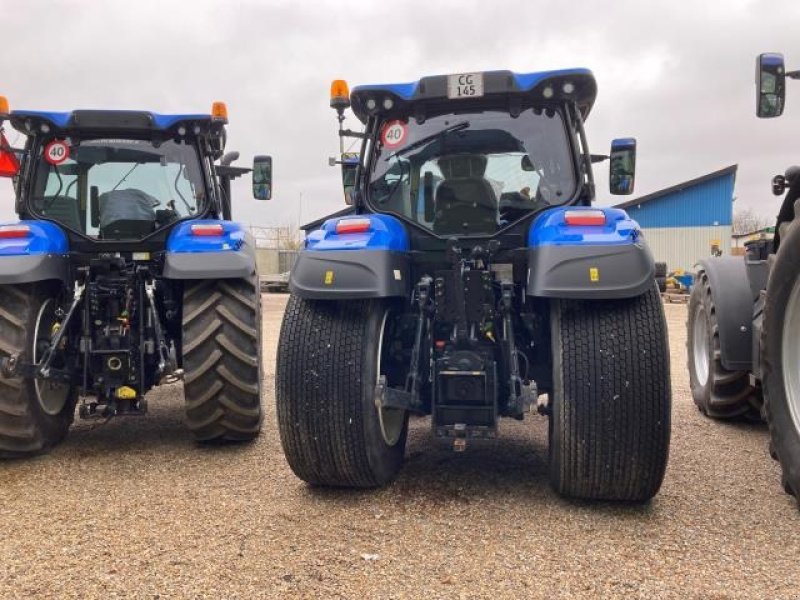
[[182, 277, 262, 442]]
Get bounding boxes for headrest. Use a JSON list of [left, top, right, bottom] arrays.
[[437, 154, 487, 179]]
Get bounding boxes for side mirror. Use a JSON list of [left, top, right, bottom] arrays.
[[340, 152, 358, 204], [756, 53, 785, 118], [252, 155, 272, 200], [609, 138, 636, 195]]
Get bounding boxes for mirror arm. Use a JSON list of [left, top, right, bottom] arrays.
[[787, 70, 800, 80], [339, 129, 367, 139], [590, 154, 609, 163]]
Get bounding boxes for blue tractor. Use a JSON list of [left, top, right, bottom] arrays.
[[0, 98, 266, 456], [276, 69, 671, 501]]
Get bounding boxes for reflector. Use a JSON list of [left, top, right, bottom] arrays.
[[564, 210, 606, 226], [335, 218, 371, 234], [0, 131, 20, 177], [0, 224, 30, 238], [191, 223, 224, 236]]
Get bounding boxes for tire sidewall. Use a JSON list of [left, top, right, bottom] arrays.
[[361, 301, 408, 484], [764, 222, 800, 489]]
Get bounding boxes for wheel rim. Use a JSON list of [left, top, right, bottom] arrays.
[[692, 303, 710, 386], [782, 275, 800, 434], [376, 309, 405, 446], [33, 298, 70, 416]]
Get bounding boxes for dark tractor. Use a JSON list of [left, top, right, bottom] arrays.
[[688, 53, 800, 503], [0, 98, 266, 457], [275, 70, 671, 501]]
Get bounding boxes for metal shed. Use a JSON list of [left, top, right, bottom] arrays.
[[614, 165, 737, 272]]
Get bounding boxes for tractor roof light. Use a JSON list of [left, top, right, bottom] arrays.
[[0, 224, 31, 238], [330, 79, 351, 111], [211, 101, 228, 124], [335, 218, 371, 234], [190, 223, 224, 236], [564, 209, 606, 226], [0, 95, 9, 116]]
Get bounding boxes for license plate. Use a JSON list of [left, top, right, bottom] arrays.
[[447, 72, 484, 99]]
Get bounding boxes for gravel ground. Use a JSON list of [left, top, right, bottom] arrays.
[[1, 296, 800, 599]]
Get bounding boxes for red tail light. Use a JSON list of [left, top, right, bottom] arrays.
[[564, 210, 606, 226], [191, 223, 224, 236], [335, 218, 371, 234], [0, 224, 31, 238]]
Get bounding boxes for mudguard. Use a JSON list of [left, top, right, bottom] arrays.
[[290, 214, 410, 299], [162, 220, 257, 280], [526, 207, 654, 299], [0, 221, 70, 284], [696, 256, 757, 371]]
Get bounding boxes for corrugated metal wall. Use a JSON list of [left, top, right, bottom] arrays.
[[640, 225, 732, 271], [623, 173, 735, 228]]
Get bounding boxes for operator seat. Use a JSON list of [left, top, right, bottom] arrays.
[[433, 154, 498, 235], [98, 188, 157, 239]]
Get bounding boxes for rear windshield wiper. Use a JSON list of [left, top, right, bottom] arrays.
[[386, 120, 470, 160]]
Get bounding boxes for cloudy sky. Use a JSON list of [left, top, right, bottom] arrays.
[[2, 0, 799, 230]]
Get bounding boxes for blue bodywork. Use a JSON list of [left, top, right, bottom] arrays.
[[305, 214, 410, 252], [0, 221, 68, 255], [166, 220, 246, 253], [351, 68, 597, 122], [9, 110, 213, 132], [528, 207, 640, 247]]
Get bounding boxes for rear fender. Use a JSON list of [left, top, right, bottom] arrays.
[[162, 220, 257, 280], [0, 221, 70, 284], [696, 256, 757, 371], [291, 214, 410, 299], [526, 207, 654, 299]]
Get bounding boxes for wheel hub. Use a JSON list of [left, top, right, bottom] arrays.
[[33, 298, 70, 416], [782, 275, 800, 434], [692, 303, 710, 386], [376, 310, 405, 447]]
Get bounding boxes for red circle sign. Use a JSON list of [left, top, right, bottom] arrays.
[[44, 140, 70, 165], [381, 120, 407, 148]]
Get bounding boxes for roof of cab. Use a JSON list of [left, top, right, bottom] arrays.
[[8, 109, 214, 134], [350, 68, 597, 123]]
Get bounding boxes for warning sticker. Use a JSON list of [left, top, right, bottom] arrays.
[[380, 120, 407, 148], [44, 140, 70, 165]]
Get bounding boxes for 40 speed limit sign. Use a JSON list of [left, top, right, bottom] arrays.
[[44, 140, 70, 165]]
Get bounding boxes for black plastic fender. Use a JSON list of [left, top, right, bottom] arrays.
[[696, 256, 759, 371], [289, 250, 410, 299], [0, 254, 70, 284], [162, 243, 256, 280], [526, 242, 654, 300]]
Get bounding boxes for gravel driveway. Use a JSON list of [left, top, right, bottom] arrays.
[[1, 296, 799, 599]]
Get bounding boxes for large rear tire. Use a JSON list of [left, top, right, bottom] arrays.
[[687, 269, 761, 420], [181, 278, 263, 442], [276, 295, 408, 488], [0, 284, 76, 458], [762, 205, 800, 503], [549, 285, 671, 501]]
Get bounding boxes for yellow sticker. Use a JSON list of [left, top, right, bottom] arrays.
[[589, 267, 599, 282], [324, 270, 334, 285]]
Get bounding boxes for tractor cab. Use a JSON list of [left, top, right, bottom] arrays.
[[0, 101, 248, 249], [330, 70, 636, 244]]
